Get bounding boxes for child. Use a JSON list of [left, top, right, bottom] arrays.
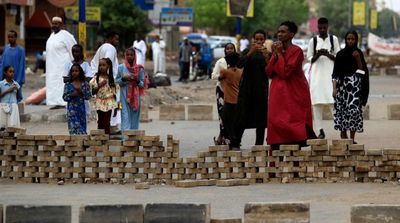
[[0, 65, 20, 129], [219, 53, 242, 150], [89, 58, 118, 135], [116, 48, 146, 131], [62, 63, 92, 135], [62, 44, 94, 121]]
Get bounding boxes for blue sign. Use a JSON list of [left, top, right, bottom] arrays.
[[160, 7, 193, 26], [133, 0, 154, 10]]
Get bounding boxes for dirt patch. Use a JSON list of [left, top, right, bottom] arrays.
[[143, 80, 216, 106]]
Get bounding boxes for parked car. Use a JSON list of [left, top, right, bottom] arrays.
[[208, 35, 237, 59]]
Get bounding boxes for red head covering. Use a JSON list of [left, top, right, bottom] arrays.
[[125, 48, 145, 110]]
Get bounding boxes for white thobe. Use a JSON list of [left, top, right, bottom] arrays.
[[90, 43, 120, 127], [90, 43, 119, 76], [133, 40, 147, 66], [152, 40, 166, 74], [307, 34, 340, 105], [45, 30, 76, 106], [240, 38, 249, 52]]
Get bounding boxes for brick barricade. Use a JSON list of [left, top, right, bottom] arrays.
[[1, 127, 400, 185]]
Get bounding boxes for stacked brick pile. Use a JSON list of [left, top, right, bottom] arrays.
[[1, 127, 400, 184]]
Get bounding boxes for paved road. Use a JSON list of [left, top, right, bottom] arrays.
[[1, 179, 400, 223], [1, 74, 400, 222]]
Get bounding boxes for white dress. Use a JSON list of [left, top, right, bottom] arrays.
[[152, 40, 166, 74], [45, 30, 76, 106], [0, 80, 20, 128], [307, 35, 340, 105]]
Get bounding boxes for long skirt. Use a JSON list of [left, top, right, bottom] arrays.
[[216, 85, 225, 140], [0, 103, 20, 128], [333, 74, 363, 132]]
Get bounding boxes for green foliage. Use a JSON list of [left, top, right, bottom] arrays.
[[187, 0, 308, 36], [187, 0, 236, 34], [92, 0, 152, 49], [242, 0, 308, 36], [375, 8, 400, 38], [317, 0, 352, 39]]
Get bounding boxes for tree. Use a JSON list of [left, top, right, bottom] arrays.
[[186, 0, 236, 34], [242, 0, 308, 36], [375, 8, 400, 38], [187, 0, 308, 36], [316, 0, 351, 39], [92, 0, 152, 49]]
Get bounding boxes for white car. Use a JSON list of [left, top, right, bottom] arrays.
[[292, 38, 309, 52], [209, 35, 237, 59]]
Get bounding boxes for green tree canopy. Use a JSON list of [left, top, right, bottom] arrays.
[[242, 0, 308, 36], [376, 8, 400, 38], [186, 0, 236, 34], [187, 0, 308, 36], [92, 0, 152, 49]]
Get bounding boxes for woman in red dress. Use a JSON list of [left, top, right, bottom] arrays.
[[266, 21, 316, 150]]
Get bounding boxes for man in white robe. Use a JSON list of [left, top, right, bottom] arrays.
[[307, 17, 340, 138], [90, 32, 119, 76], [151, 35, 166, 74], [45, 17, 76, 109], [133, 36, 147, 67], [90, 32, 120, 132]]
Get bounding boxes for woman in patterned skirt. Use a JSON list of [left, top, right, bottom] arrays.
[[332, 30, 369, 143]]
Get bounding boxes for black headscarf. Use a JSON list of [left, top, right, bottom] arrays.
[[224, 42, 236, 59], [332, 30, 369, 106]]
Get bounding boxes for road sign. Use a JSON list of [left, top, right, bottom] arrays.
[[64, 6, 101, 23], [160, 7, 193, 26]]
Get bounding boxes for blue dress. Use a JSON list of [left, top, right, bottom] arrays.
[[62, 81, 92, 134], [116, 64, 144, 130]]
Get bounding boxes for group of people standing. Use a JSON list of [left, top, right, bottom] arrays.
[[0, 29, 26, 129], [0, 15, 369, 147], [212, 18, 369, 151], [0, 16, 147, 135], [307, 18, 369, 143], [56, 17, 147, 135]]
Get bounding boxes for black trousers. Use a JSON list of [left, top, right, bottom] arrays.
[[180, 62, 189, 80], [97, 110, 112, 134], [222, 102, 236, 143], [231, 125, 265, 148]]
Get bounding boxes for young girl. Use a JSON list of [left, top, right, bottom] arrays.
[[116, 48, 146, 131], [62, 63, 92, 135], [89, 58, 118, 134], [332, 30, 369, 143], [0, 65, 20, 128], [63, 44, 93, 120]]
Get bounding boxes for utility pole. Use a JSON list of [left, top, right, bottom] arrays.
[[79, 0, 87, 55], [236, 17, 241, 52]]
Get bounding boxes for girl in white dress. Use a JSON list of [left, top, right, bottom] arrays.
[[0, 65, 20, 128]]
